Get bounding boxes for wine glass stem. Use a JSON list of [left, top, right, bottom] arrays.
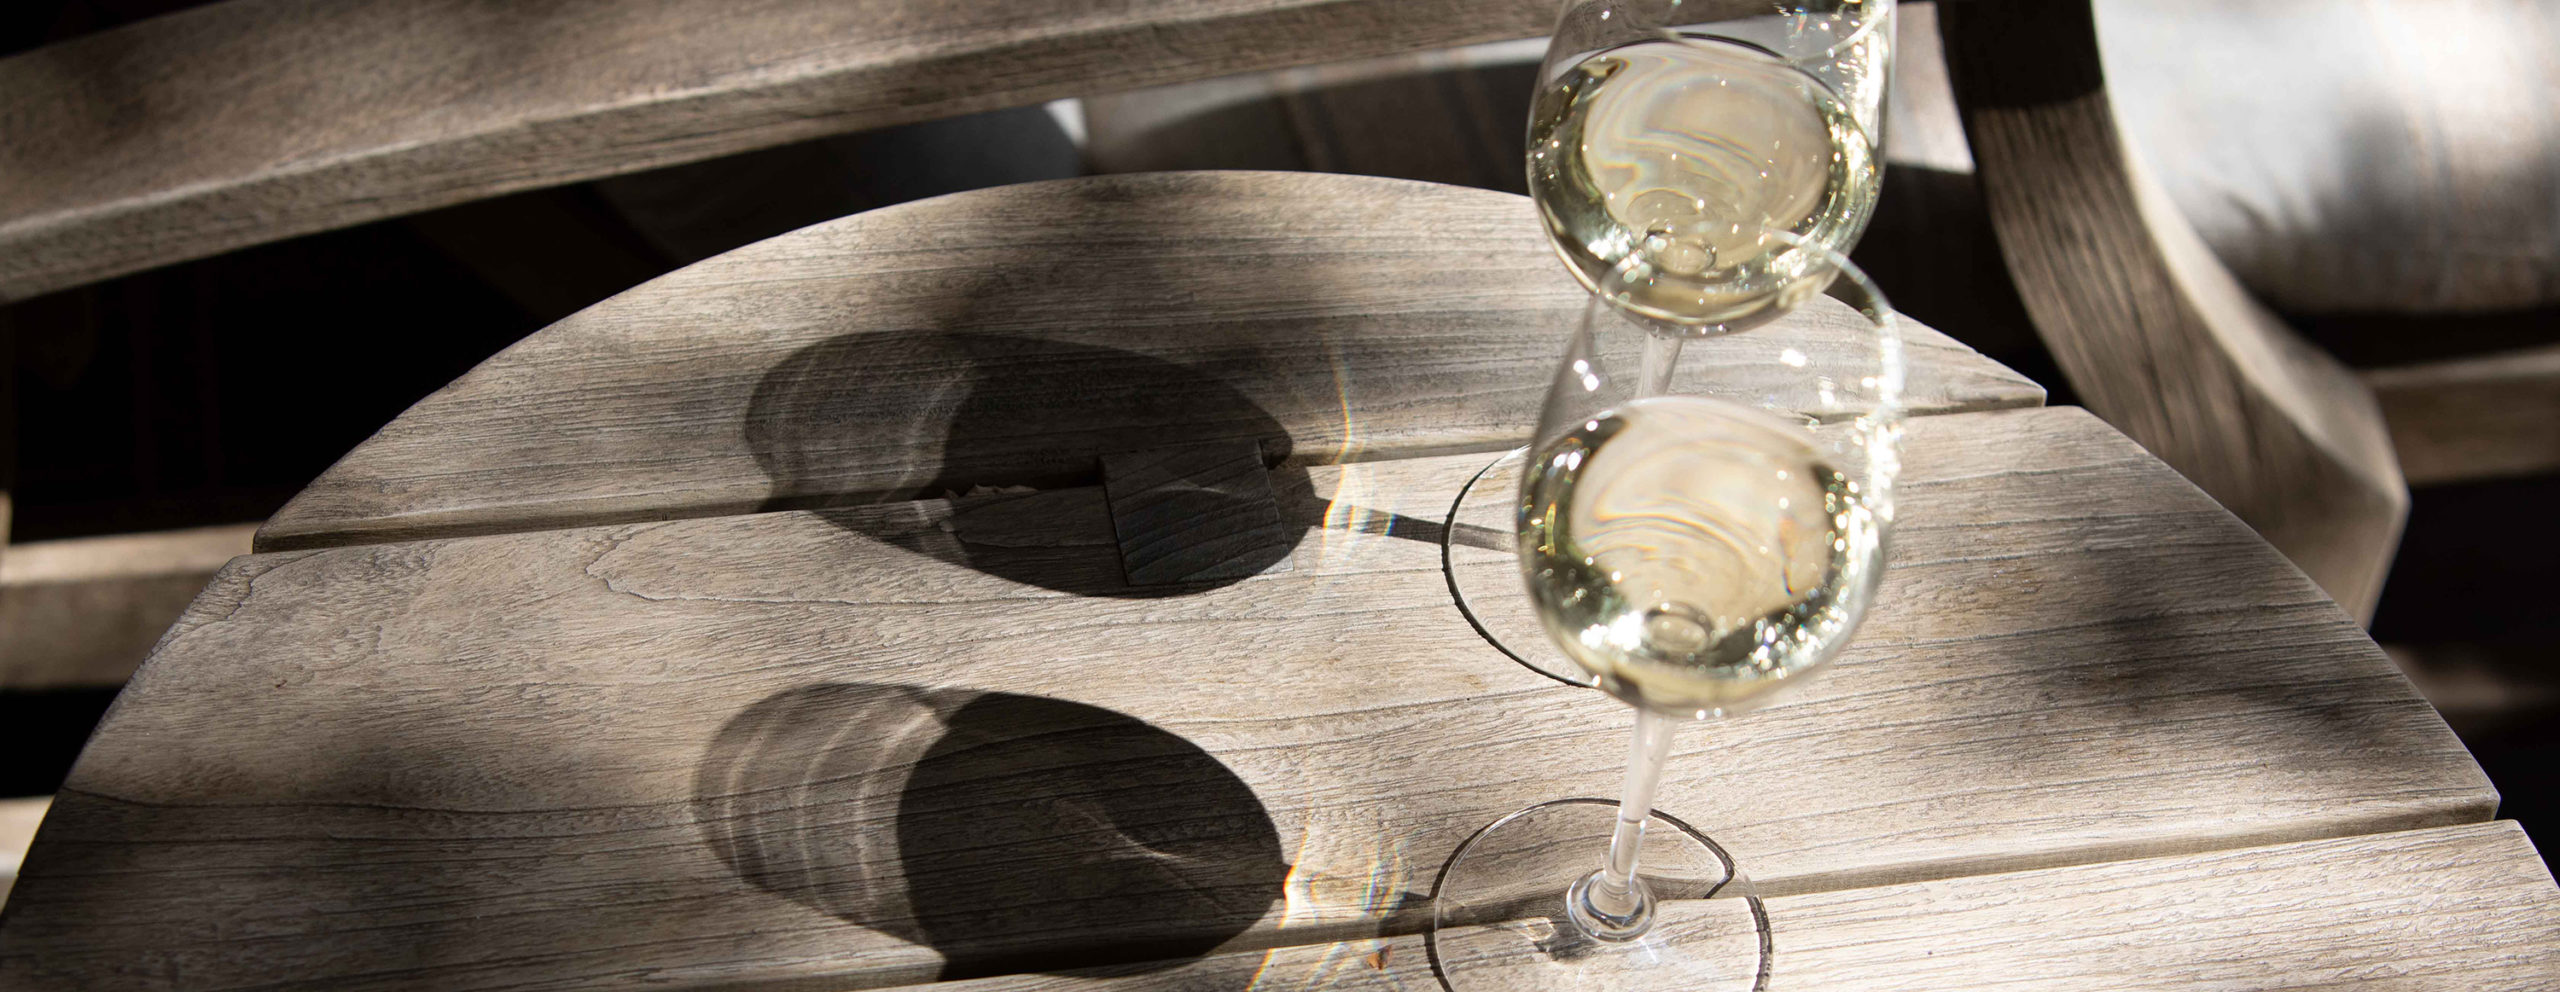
[[1636, 325, 1685, 398], [1575, 706, 1679, 938]]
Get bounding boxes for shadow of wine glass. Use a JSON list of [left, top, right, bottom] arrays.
[[744, 331, 1314, 598], [693, 682, 1291, 981]]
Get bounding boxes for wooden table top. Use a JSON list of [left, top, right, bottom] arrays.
[[1, 173, 2548, 990]]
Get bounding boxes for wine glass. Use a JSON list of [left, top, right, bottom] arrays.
[[1446, 0, 1894, 686], [1428, 238, 1904, 988]]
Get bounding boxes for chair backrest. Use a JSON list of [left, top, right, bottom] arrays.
[[0, 0, 1581, 695], [1940, 0, 2406, 619], [0, 0, 1577, 303], [2093, 0, 2560, 317]]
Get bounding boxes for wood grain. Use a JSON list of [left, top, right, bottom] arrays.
[[1090, 3, 1977, 182], [0, 0, 1593, 301], [2367, 344, 2560, 486], [1940, 0, 2408, 621], [1082, 38, 1545, 193], [1102, 442, 1292, 585], [0, 524, 258, 690], [1, 313, 12, 557], [253, 173, 2043, 553], [889, 822, 2560, 992], [0, 408, 2489, 990]]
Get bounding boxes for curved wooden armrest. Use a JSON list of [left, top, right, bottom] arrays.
[[1938, 0, 2407, 621]]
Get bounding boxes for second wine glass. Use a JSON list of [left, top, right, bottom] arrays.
[[1429, 240, 1904, 991]]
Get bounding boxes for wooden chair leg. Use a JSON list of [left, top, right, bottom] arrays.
[[1939, 0, 2407, 621], [2, 312, 15, 556]]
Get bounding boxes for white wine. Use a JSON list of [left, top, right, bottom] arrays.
[[1520, 395, 1883, 716], [1527, 37, 1879, 328]]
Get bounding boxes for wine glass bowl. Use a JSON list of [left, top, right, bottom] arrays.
[[1539, 0, 1897, 137], [1521, 245, 1901, 722], [1430, 234, 1903, 989], [1529, 36, 1877, 332], [1441, 269, 1903, 693], [1526, 0, 1890, 333]]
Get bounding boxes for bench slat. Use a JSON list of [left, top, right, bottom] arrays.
[[0, 0, 1583, 300], [254, 173, 2043, 552], [890, 822, 2560, 992]]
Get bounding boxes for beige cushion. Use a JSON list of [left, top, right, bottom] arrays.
[[2099, 0, 2560, 314]]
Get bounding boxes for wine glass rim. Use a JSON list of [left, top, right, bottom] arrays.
[[1646, 30, 1794, 63], [1645, 2, 1894, 61]]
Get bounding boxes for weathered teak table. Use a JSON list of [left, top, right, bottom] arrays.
[[2, 173, 2552, 990]]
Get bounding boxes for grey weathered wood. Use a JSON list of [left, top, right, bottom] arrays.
[[0, 525, 258, 690], [1941, 0, 2408, 621], [1102, 442, 1292, 585], [254, 173, 2043, 553], [1085, 3, 1977, 182], [1, 313, 13, 560], [0, 407, 2491, 990], [1082, 38, 1545, 193], [2367, 344, 2560, 487], [889, 822, 2560, 992], [0, 0, 1583, 302]]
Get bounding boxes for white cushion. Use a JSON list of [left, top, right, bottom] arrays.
[[2099, 0, 2560, 313]]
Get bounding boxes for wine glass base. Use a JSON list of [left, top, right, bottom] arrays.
[[1429, 799, 1770, 992], [1442, 448, 1599, 687]]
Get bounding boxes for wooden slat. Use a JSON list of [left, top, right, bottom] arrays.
[[0, 407, 2488, 990], [1941, 1, 2409, 621], [1088, 3, 1978, 180], [1082, 38, 1546, 192], [1077, 5, 2051, 364], [2367, 344, 2560, 487], [1, 309, 14, 559], [0, 524, 258, 690], [891, 822, 2560, 992], [0, 0, 1610, 302], [253, 173, 2044, 553]]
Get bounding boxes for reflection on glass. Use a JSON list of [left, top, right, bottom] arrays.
[[1528, 34, 1878, 328]]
